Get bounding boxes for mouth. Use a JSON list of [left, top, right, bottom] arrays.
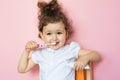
[[51, 42, 56, 45], [50, 42, 59, 46]]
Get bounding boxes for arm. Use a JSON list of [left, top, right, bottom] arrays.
[[74, 49, 101, 70], [78, 49, 101, 62], [17, 50, 36, 73], [17, 41, 38, 73]]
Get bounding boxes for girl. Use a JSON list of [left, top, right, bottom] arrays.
[[18, 0, 100, 80]]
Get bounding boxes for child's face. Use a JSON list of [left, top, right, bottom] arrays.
[[40, 21, 67, 50]]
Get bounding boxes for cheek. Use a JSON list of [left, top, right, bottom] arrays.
[[59, 35, 67, 41], [44, 37, 49, 41], [44, 36, 52, 42]]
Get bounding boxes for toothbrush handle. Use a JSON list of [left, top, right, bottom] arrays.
[[38, 44, 48, 48], [25, 44, 47, 50]]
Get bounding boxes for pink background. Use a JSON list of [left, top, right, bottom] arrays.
[[0, 0, 120, 80]]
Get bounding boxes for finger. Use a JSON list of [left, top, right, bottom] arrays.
[[27, 41, 33, 49], [25, 45, 31, 52], [74, 63, 78, 70], [79, 65, 84, 70], [73, 63, 76, 70], [25, 41, 35, 49], [28, 41, 37, 49], [31, 41, 38, 48], [25, 42, 32, 51], [75, 64, 80, 71], [76, 65, 79, 71], [25, 42, 31, 49]]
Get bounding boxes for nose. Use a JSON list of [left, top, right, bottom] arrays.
[[52, 34, 57, 41]]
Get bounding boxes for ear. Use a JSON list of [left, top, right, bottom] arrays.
[[66, 31, 69, 39], [39, 31, 44, 40]]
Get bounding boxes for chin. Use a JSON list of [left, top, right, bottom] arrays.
[[50, 46, 62, 50], [52, 47, 60, 50]]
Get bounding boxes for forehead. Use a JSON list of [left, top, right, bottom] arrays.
[[43, 22, 65, 31]]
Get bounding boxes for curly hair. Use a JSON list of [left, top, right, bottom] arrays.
[[37, 0, 73, 38]]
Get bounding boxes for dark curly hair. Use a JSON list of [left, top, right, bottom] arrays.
[[37, 0, 73, 38]]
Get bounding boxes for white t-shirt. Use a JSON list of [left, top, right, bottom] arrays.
[[32, 42, 80, 80]]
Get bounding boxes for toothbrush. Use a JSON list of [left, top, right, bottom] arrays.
[[38, 42, 56, 48], [25, 42, 57, 50]]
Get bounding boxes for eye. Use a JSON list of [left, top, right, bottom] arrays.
[[57, 32, 62, 35], [46, 33, 51, 35]]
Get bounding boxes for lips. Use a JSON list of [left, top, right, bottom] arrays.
[[51, 42, 56, 45], [52, 42, 59, 46]]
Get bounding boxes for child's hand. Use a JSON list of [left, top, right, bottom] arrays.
[[74, 56, 89, 70], [25, 41, 39, 52]]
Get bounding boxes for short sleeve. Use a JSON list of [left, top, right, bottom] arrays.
[[69, 42, 80, 58], [31, 50, 43, 64]]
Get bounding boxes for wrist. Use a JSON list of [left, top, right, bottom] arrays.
[[24, 49, 31, 54]]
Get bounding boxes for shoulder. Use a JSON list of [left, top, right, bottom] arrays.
[[64, 42, 80, 58], [31, 49, 47, 64], [66, 41, 80, 53], [68, 41, 80, 49]]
